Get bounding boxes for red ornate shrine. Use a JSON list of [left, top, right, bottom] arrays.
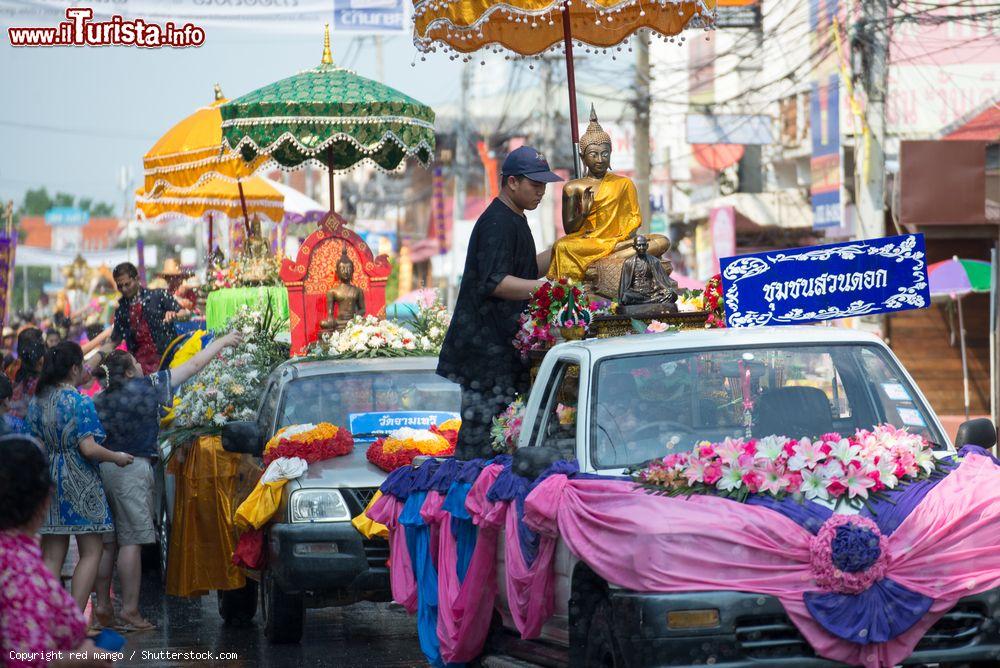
[[281, 212, 392, 354]]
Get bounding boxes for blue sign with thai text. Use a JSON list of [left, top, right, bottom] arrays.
[[333, 0, 407, 33], [719, 234, 930, 327], [45, 207, 89, 227], [349, 410, 460, 437]]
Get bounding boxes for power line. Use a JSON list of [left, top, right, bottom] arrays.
[[0, 119, 155, 142]]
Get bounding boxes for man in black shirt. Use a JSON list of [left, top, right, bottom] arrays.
[[437, 146, 563, 459]]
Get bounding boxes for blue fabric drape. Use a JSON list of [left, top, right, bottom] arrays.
[[803, 578, 933, 644], [400, 490, 442, 667]]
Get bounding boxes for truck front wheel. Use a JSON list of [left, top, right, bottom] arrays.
[[585, 598, 624, 667], [261, 567, 304, 643]]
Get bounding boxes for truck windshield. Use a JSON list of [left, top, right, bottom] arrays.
[[277, 371, 461, 433], [591, 344, 945, 470]]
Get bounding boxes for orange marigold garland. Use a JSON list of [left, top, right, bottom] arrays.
[[366, 425, 459, 473], [262, 423, 354, 466]]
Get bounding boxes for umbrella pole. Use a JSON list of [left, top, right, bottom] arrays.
[[207, 212, 214, 254], [958, 295, 971, 420], [237, 179, 251, 236], [327, 146, 336, 215], [561, 5, 581, 179]]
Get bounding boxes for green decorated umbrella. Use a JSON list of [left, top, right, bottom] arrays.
[[220, 25, 435, 213]]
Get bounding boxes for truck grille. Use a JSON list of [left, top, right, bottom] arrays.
[[735, 615, 815, 659], [736, 601, 988, 659], [915, 601, 988, 650], [362, 537, 389, 569], [354, 487, 379, 508]]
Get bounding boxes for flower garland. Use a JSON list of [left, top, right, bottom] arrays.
[[309, 315, 435, 359], [263, 422, 354, 466], [490, 396, 525, 454], [366, 424, 458, 473], [514, 278, 604, 357], [633, 424, 938, 507], [676, 273, 726, 328]]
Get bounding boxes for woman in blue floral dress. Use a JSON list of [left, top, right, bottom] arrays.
[[28, 341, 134, 611]]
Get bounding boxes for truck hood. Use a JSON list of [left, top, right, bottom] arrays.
[[288, 441, 386, 491]]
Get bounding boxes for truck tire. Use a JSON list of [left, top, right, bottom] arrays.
[[584, 598, 624, 668], [218, 581, 258, 625], [261, 567, 304, 643]]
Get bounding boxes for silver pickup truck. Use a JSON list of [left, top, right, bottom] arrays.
[[486, 326, 1000, 668], [206, 356, 461, 643]]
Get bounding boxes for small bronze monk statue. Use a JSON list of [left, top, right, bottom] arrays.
[[321, 247, 366, 332], [618, 235, 678, 313]]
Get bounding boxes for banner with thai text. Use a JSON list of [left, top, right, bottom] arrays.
[[720, 234, 930, 327], [349, 410, 460, 437]]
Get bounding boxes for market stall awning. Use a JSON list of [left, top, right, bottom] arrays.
[[686, 191, 814, 230], [15, 245, 158, 271]]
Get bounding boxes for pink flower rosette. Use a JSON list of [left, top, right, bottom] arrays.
[[809, 515, 890, 595]]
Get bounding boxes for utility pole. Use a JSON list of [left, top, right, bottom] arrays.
[[449, 62, 471, 308], [854, 0, 888, 241], [634, 30, 652, 234]]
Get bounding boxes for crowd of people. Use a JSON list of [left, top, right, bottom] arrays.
[[0, 262, 237, 668]]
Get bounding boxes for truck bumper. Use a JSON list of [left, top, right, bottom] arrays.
[[608, 589, 1000, 668], [267, 522, 389, 601]]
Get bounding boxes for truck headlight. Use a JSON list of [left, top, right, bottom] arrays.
[[288, 489, 351, 523]]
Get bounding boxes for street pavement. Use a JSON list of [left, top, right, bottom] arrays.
[[108, 571, 427, 667]]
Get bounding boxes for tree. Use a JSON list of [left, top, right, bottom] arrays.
[[91, 202, 115, 217], [53, 192, 75, 208], [77, 197, 93, 212], [20, 187, 52, 216]]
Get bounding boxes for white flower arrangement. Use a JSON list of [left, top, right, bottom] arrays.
[[169, 303, 288, 434], [310, 315, 435, 359]]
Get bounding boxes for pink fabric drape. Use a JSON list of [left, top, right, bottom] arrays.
[[524, 453, 1000, 668], [428, 463, 505, 664], [368, 492, 417, 613], [468, 466, 558, 640]]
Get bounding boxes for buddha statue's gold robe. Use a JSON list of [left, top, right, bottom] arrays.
[[547, 173, 641, 282]]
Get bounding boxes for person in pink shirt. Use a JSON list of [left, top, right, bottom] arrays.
[[0, 435, 112, 668]]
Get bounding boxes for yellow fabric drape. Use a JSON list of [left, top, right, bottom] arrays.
[[234, 480, 289, 531], [547, 173, 641, 282], [165, 436, 247, 597], [352, 490, 389, 540]]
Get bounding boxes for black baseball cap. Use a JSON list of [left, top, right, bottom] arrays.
[[500, 146, 563, 183]]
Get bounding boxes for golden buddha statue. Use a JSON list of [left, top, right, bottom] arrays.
[[547, 106, 642, 282], [321, 247, 366, 333], [241, 216, 275, 284]]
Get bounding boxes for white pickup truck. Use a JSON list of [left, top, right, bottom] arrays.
[[486, 326, 999, 668]]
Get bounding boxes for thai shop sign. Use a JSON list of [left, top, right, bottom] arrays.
[[719, 234, 930, 327], [333, 0, 407, 33], [809, 0, 843, 232]]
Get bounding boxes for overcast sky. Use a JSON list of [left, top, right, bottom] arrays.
[[0, 27, 464, 209]]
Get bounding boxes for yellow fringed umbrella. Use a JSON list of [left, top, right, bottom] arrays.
[[412, 0, 716, 173], [143, 84, 269, 195], [135, 176, 284, 225]]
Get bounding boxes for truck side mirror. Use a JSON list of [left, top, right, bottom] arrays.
[[955, 418, 997, 450], [222, 420, 263, 456]]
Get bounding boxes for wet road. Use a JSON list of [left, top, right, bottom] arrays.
[[116, 572, 426, 668]]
